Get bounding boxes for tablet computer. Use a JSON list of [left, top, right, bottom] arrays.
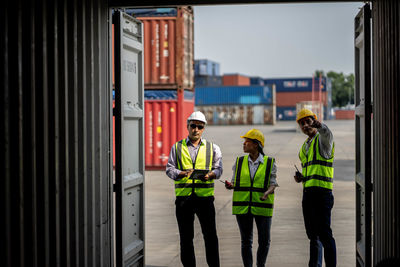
[[189, 169, 210, 180]]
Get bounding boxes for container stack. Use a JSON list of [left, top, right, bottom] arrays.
[[264, 77, 332, 121], [195, 85, 276, 125], [194, 59, 223, 87], [123, 7, 195, 169]]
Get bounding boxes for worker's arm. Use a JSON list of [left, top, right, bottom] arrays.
[[261, 160, 278, 200], [313, 120, 334, 159], [166, 145, 191, 181], [269, 159, 278, 187]]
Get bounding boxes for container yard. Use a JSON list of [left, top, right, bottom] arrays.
[[4, 2, 400, 267]]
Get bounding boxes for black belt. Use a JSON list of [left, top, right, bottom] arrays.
[[303, 186, 332, 193]]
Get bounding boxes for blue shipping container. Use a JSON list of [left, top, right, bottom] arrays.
[[144, 90, 194, 100], [195, 75, 223, 87], [264, 77, 327, 92], [249, 76, 265, 86], [195, 59, 220, 76], [124, 8, 177, 17], [276, 106, 297, 121], [195, 85, 274, 106]]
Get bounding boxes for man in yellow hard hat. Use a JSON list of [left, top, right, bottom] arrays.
[[294, 109, 337, 267], [225, 129, 278, 267], [166, 111, 222, 267]]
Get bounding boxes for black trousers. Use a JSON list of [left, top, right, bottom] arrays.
[[302, 188, 337, 267], [175, 195, 220, 267]]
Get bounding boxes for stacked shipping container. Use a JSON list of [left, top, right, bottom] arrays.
[[223, 73, 250, 86], [121, 7, 195, 169], [264, 77, 332, 120], [195, 85, 276, 125], [194, 59, 222, 87], [144, 91, 194, 168]]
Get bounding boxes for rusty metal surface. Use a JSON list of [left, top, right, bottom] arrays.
[[135, 6, 194, 90]]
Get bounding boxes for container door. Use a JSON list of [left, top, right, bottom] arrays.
[[252, 105, 264, 124], [354, 4, 372, 267], [113, 11, 145, 267]]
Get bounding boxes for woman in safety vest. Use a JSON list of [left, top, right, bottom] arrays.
[[225, 129, 278, 267]]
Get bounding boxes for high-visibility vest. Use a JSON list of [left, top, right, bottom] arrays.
[[174, 139, 214, 197], [299, 133, 334, 190], [232, 155, 275, 217]]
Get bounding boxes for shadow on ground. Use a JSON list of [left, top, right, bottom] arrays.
[[334, 159, 355, 181]]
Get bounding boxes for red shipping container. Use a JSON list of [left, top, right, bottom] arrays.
[[223, 74, 250, 86], [144, 96, 194, 170], [136, 7, 194, 90], [276, 91, 327, 107]]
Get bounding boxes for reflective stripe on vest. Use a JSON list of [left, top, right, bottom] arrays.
[[232, 155, 274, 217], [174, 139, 214, 197], [298, 133, 334, 190]]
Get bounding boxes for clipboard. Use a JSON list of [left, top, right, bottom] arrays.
[[189, 169, 210, 180]]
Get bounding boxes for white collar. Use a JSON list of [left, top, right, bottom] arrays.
[[248, 153, 264, 164], [186, 137, 205, 147]]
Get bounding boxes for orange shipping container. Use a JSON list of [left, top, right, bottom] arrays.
[[136, 7, 194, 90], [276, 91, 327, 107], [223, 74, 250, 86]]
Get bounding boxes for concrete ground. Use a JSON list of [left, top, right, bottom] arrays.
[[144, 120, 355, 267]]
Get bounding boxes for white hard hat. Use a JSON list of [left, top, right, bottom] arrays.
[[187, 111, 207, 124]]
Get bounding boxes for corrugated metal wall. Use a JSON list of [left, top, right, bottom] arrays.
[[137, 7, 194, 90], [372, 0, 400, 265], [0, 0, 112, 266]]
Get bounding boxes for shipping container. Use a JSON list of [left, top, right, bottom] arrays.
[[265, 77, 328, 92], [144, 89, 194, 100], [276, 91, 327, 107], [195, 59, 220, 76], [195, 85, 275, 106], [125, 8, 178, 17], [196, 105, 275, 125], [276, 106, 297, 121], [250, 76, 265, 86], [195, 75, 223, 87], [223, 73, 250, 86], [335, 109, 355, 120], [144, 91, 194, 169], [122, 7, 194, 90]]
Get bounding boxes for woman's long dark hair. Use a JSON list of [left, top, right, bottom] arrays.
[[251, 139, 265, 156]]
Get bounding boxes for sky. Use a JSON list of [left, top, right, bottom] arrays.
[[194, 2, 364, 78]]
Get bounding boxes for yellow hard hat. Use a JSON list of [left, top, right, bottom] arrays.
[[296, 108, 317, 122], [241, 129, 265, 148]]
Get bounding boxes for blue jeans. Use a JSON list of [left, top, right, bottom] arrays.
[[236, 214, 272, 267], [302, 189, 337, 267]]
